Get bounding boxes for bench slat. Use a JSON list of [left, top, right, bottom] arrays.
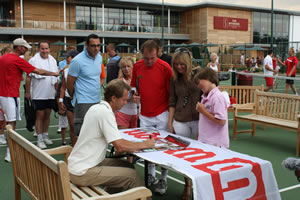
[[236, 114, 298, 129]]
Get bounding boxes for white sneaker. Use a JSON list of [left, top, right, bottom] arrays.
[[0, 135, 7, 145], [43, 135, 53, 145], [5, 149, 11, 162], [33, 132, 37, 137], [154, 180, 168, 195], [37, 140, 47, 149]]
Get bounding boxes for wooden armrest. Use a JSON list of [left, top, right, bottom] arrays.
[[44, 145, 72, 155], [44, 145, 73, 163], [233, 103, 255, 116], [232, 103, 254, 110], [81, 186, 152, 200]]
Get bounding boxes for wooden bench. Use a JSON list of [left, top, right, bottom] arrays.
[[233, 91, 300, 156], [219, 85, 264, 112], [6, 125, 152, 200]]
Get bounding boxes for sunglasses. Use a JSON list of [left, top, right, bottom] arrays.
[[175, 48, 191, 57]]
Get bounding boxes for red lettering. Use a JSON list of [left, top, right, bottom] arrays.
[[192, 158, 267, 200], [123, 130, 162, 139], [164, 148, 216, 162]]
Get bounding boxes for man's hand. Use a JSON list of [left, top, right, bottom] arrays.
[[144, 138, 155, 149], [132, 92, 140, 104], [58, 102, 67, 114], [25, 92, 31, 100], [196, 102, 206, 113], [168, 121, 175, 134]]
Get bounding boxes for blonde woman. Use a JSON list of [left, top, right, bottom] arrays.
[[168, 48, 202, 200], [207, 52, 220, 72], [115, 56, 138, 129]]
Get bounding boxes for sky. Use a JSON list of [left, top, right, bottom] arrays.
[[121, 0, 300, 12]]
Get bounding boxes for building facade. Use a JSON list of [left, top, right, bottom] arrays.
[[0, 0, 300, 56]]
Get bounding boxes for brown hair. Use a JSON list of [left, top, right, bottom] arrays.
[[104, 79, 131, 102], [141, 40, 159, 54], [194, 67, 219, 86], [107, 43, 116, 51]]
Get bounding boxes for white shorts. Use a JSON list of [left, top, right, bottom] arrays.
[[139, 110, 168, 131], [0, 97, 21, 122], [59, 114, 69, 128]]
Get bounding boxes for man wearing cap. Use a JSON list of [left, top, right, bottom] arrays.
[[67, 34, 103, 136], [25, 40, 59, 149], [0, 38, 60, 162]]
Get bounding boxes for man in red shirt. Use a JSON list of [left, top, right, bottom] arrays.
[[0, 38, 60, 162], [131, 40, 173, 195], [278, 47, 299, 95]]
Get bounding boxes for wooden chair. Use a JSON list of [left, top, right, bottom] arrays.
[[6, 125, 152, 200]]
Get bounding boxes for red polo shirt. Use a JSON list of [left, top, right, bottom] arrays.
[[131, 58, 173, 117], [0, 53, 36, 97], [285, 56, 298, 76]]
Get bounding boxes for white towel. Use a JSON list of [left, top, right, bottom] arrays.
[[29, 53, 58, 85]]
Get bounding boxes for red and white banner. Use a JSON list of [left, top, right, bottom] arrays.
[[121, 129, 281, 200]]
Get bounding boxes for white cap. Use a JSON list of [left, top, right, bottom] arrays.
[[13, 38, 32, 49]]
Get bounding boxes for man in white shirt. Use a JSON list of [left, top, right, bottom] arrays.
[[68, 79, 155, 190], [25, 41, 58, 149], [263, 50, 276, 92]]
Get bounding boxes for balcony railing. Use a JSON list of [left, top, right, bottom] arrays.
[[0, 19, 188, 34]]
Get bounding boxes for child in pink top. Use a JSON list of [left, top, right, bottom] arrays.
[[194, 68, 229, 148]]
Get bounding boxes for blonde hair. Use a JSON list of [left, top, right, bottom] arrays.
[[119, 56, 134, 78], [210, 52, 218, 61], [171, 51, 193, 81]]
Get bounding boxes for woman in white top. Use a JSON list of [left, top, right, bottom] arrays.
[[115, 56, 138, 129], [206, 52, 220, 72]]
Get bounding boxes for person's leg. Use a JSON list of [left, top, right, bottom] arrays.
[[69, 158, 143, 190], [74, 103, 97, 136], [139, 114, 159, 185], [35, 109, 47, 149], [66, 110, 77, 146], [155, 111, 169, 195], [41, 108, 53, 145], [42, 108, 51, 133], [291, 84, 298, 95], [1, 97, 19, 162], [190, 120, 199, 140], [173, 120, 192, 138]]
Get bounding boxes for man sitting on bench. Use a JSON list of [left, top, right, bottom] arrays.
[[68, 79, 155, 191]]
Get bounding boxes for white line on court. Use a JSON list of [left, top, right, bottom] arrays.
[[279, 184, 300, 193]]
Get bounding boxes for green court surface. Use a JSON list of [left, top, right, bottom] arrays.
[[0, 76, 300, 199]]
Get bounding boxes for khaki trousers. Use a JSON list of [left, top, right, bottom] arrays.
[[69, 158, 144, 190]]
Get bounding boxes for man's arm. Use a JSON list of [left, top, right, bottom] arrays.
[[265, 63, 275, 72], [66, 75, 77, 98], [112, 138, 155, 153], [25, 75, 32, 100], [32, 68, 60, 76], [196, 102, 226, 126], [277, 58, 286, 66]]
